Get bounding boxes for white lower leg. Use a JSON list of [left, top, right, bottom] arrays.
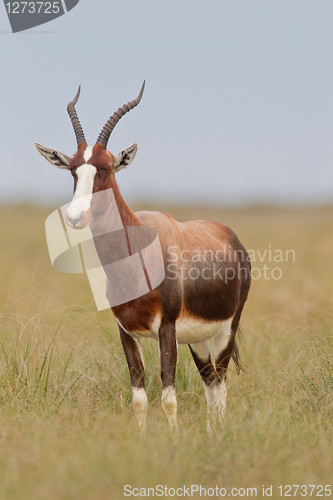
[[162, 386, 178, 432], [214, 379, 227, 417], [204, 380, 227, 432], [132, 387, 148, 433]]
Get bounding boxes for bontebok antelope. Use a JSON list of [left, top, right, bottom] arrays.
[[36, 82, 251, 433]]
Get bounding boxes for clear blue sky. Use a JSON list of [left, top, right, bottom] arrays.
[[1, 0, 332, 205]]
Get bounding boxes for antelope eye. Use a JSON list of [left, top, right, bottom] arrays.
[[100, 167, 109, 173]]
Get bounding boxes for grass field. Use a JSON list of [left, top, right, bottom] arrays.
[[0, 204, 332, 500]]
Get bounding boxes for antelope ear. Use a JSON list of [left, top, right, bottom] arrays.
[[113, 143, 138, 173], [35, 143, 72, 169]]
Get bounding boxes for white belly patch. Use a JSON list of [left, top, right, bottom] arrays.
[[124, 315, 234, 345]]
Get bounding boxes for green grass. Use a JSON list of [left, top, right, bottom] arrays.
[[0, 204, 332, 499]]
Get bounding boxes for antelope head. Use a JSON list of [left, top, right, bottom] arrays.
[[36, 82, 145, 229]]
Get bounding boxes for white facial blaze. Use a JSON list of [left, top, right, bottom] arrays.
[[83, 146, 93, 163], [66, 147, 96, 225]]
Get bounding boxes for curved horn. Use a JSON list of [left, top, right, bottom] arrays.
[[67, 86, 87, 146], [96, 81, 145, 149]]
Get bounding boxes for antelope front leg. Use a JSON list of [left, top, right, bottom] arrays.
[[158, 321, 178, 433], [119, 327, 148, 435]]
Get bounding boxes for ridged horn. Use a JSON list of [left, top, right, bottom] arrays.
[[67, 86, 86, 146], [96, 81, 145, 149]]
